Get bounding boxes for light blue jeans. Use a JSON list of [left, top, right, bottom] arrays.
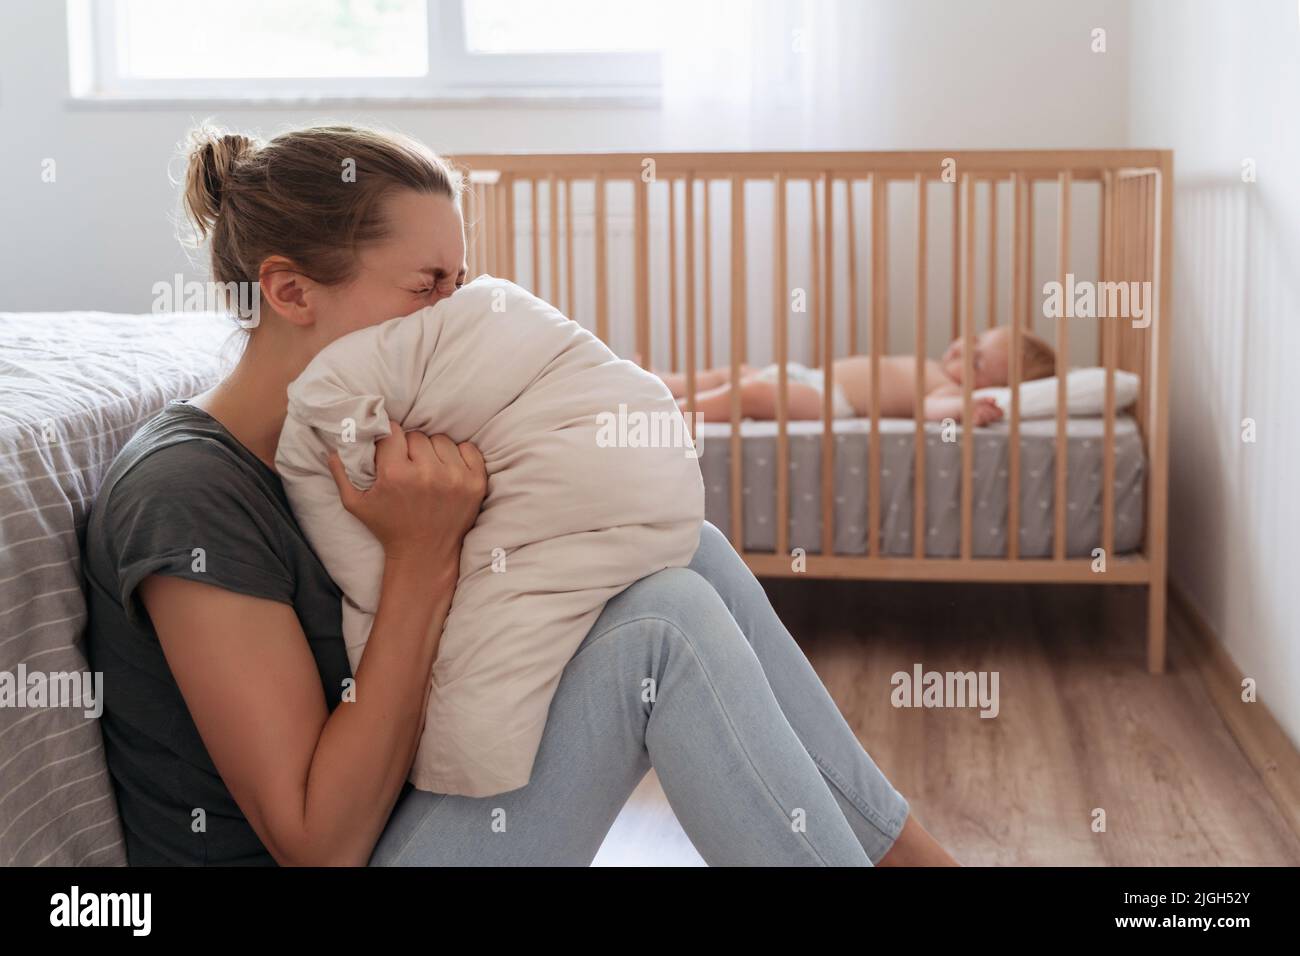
[[369, 522, 909, 866]]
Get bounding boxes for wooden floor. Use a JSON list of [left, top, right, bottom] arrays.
[[593, 580, 1300, 866]]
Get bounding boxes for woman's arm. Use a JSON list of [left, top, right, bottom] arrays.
[[141, 424, 486, 866]]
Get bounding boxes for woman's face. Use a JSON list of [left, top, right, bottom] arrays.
[[304, 189, 467, 348]]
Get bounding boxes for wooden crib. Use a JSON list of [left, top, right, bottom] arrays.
[[448, 150, 1173, 672]]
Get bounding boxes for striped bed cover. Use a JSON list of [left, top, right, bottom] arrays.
[[0, 310, 231, 866]]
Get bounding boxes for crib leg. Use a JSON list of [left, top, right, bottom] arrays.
[[1147, 581, 1167, 674]]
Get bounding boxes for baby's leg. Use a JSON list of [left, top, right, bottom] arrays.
[[658, 366, 752, 398], [682, 378, 823, 422]]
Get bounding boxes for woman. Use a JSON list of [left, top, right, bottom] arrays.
[[82, 124, 957, 867]]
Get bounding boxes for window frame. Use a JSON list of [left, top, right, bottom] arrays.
[[73, 0, 661, 104]]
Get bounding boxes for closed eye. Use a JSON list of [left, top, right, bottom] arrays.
[[412, 276, 464, 297], [434, 270, 466, 292]]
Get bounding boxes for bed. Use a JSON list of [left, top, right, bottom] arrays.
[[0, 309, 231, 866]]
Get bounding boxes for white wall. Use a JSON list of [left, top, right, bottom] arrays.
[[1129, 0, 1300, 747]]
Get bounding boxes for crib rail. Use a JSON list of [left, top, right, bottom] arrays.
[[451, 149, 1173, 671]]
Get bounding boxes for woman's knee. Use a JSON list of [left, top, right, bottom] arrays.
[[587, 566, 748, 661], [689, 521, 734, 578], [689, 522, 766, 607], [596, 566, 721, 633]]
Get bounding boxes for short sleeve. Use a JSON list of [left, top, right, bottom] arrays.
[[106, 441, 296, 629]]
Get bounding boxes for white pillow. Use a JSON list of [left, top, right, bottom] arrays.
[[276, 277, 704, 797], [973, 367, 1140, 419]]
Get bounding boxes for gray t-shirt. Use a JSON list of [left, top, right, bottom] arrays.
[[83, 400, 352, 866]]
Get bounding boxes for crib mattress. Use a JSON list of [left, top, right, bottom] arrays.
[[696, 416, 1145, 558]]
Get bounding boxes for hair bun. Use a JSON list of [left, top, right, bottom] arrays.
[[182, 126, 259, 238]]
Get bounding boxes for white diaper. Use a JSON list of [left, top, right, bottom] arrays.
[[753, 362, 856, 418]]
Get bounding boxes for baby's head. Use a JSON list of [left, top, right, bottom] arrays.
[[940, 326, 1055, 388]]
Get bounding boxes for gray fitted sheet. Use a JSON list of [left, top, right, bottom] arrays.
[[697, 416, 1145, 557]]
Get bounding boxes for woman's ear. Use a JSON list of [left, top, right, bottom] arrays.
[[258, 256, 314, 329]]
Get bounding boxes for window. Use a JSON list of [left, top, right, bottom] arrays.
[[70, 0, 664, 102]]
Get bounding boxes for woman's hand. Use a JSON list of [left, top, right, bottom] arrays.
[[327, 421, 487, 567]]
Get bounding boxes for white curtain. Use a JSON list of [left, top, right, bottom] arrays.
[[660, 0, 858, 148]]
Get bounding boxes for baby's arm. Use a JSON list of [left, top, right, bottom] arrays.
[[921, 383, 1003, 426]]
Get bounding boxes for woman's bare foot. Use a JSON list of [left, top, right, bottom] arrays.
[[877, 813, 960, 867]]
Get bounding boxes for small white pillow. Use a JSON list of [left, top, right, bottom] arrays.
[[973, 367, 1140, 419]]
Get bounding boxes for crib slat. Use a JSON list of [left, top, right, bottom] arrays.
[[461, 180, 474, 277], [848, 179, 860, 355], [821, 173, 835, 558], [913, 173, 927, 560], [463, 181, 474, 276], [483, 180, 495, 276], [594, 173, 608, 344], [1128, 178, 1137, 389], [960, 173, 976, 560], [496, 175, 508, 279], [1131, 178, 1140, 381], [490, 177, 501, 278], [1148, 163, 1172, 674], [1148, 173, 1156, 427], [951, 180, 961, 340], [1122, 177, 1133, 421], [635, 175, 650, 368], [549, 175, 559, 305], [564, 178, 575, 318], [775, 173, 790, 558], [497, 178, 508, 278], [1117, 179, 1128, 376], [503, 174, 516, 281], [1025, 180, 1034, 335], [1097, 171, 1107, 361], [1115, 177, 1125, 372], [476, 181, 487, 278], [684, 173, 698, 432], [1133, 176, 1143, 431], [1008, 172, 1023, 560], [1101, 171, 1117, 559], [531, 178, 541, 294], [870, 174, 886, 558], [703, 179, 713, 368], [987, 178, 998, 329], [729, 175, 746, 548], [810, 178, 822, 368], [475, 180, 486, 277], [1054, 170, 1072, 561], [1115, 179, 1126, 376], [1140, 174, 1152, 435], [668, 178, 679, 373]]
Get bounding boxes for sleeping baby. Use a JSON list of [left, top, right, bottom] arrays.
[[657, 326, 1056, 426], [275, 276, 704, 798]]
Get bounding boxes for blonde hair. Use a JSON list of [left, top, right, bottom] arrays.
[[181, 124, 461, 314], [1019, 331, 1056, 381]]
